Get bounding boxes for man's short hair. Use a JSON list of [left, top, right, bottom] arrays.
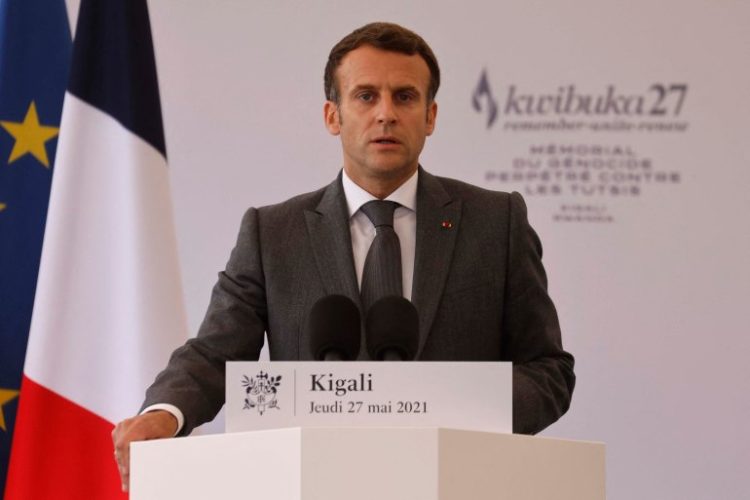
[[324, 22, 440, 105]]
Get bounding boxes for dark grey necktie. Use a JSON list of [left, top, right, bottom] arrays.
[[360, 200, 402, 312]]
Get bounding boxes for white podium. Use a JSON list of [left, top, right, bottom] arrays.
[[131, 427, 605, 500]]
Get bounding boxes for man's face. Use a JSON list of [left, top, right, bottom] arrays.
[[324, 45, 437, 194]]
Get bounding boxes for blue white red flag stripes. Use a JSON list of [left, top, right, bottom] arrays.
[[5, 0, 188, 498]]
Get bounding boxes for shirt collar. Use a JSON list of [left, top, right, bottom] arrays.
[[341, 168, 418, 218]]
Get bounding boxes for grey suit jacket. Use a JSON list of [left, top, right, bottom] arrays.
[[144, 168, 575, 435]]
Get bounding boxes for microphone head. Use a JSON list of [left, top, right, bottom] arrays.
[[308, 295, 361, 361], [365, 296, 419, 361]]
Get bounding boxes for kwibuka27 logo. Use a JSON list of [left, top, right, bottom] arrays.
[[472, 69, 689, 129], [242, 371, 282, 415]]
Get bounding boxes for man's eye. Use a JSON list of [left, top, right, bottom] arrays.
[[396, 93, 415, 102], [358, 93, 374, 102]]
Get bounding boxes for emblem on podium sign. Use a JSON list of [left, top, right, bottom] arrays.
[[241, 371, 282, 415]]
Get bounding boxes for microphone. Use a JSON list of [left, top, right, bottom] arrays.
[[308, 295, 361, 361], [365, 296, 419, 361]]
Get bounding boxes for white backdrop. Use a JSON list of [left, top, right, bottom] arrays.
[[73, 1, 750, 499]]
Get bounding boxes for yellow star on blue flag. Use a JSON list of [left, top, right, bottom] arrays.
[[0, 0, 72, 491], [1, 101, 60, 167], [0, 389, 20, 432]]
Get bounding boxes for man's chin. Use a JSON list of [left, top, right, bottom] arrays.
[[366, 161, 418, 180]]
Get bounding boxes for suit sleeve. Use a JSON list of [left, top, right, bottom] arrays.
[[141, 207, 267, 435], [502, 192, 575, 434]]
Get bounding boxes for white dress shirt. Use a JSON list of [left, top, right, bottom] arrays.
[[144, 169, 419, 433], [342, 168, 417, 300]]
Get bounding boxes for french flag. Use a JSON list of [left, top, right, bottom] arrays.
[[6, 0, 188, 498]]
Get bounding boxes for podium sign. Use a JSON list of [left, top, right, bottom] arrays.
[[225, 362, 512, 433]]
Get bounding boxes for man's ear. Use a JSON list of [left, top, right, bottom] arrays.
[[425, 100, 437, 136], [324, 101, 341, 135]]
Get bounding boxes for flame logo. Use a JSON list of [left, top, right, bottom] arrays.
[[472, 69, 498, 129]]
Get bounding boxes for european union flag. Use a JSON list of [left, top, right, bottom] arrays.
[[0, 0, 71, 493]]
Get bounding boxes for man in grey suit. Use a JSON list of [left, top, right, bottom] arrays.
[[113, 22, 574, 491]]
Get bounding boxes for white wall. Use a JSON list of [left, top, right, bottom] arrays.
[[143, 1, 750, 499]]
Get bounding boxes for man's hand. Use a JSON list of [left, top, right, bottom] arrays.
[[112, 410, 178, 492]]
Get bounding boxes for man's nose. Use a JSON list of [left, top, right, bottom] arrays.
[[376, 97, 397, 124]]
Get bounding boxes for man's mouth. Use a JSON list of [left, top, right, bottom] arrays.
[[372, 136, 400, 145]]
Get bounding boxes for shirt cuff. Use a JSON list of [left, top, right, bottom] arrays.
[[140, 403, 185, 436]]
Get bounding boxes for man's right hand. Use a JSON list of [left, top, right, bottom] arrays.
[[111, 410, 178, 492]]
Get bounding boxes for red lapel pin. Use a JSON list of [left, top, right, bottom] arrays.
[[441, 220, 452, 229]]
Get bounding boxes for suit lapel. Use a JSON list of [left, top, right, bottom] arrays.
[[412, 168, 462, 356], [304, 168, 461, 358], [304, 173, 361, 309]]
